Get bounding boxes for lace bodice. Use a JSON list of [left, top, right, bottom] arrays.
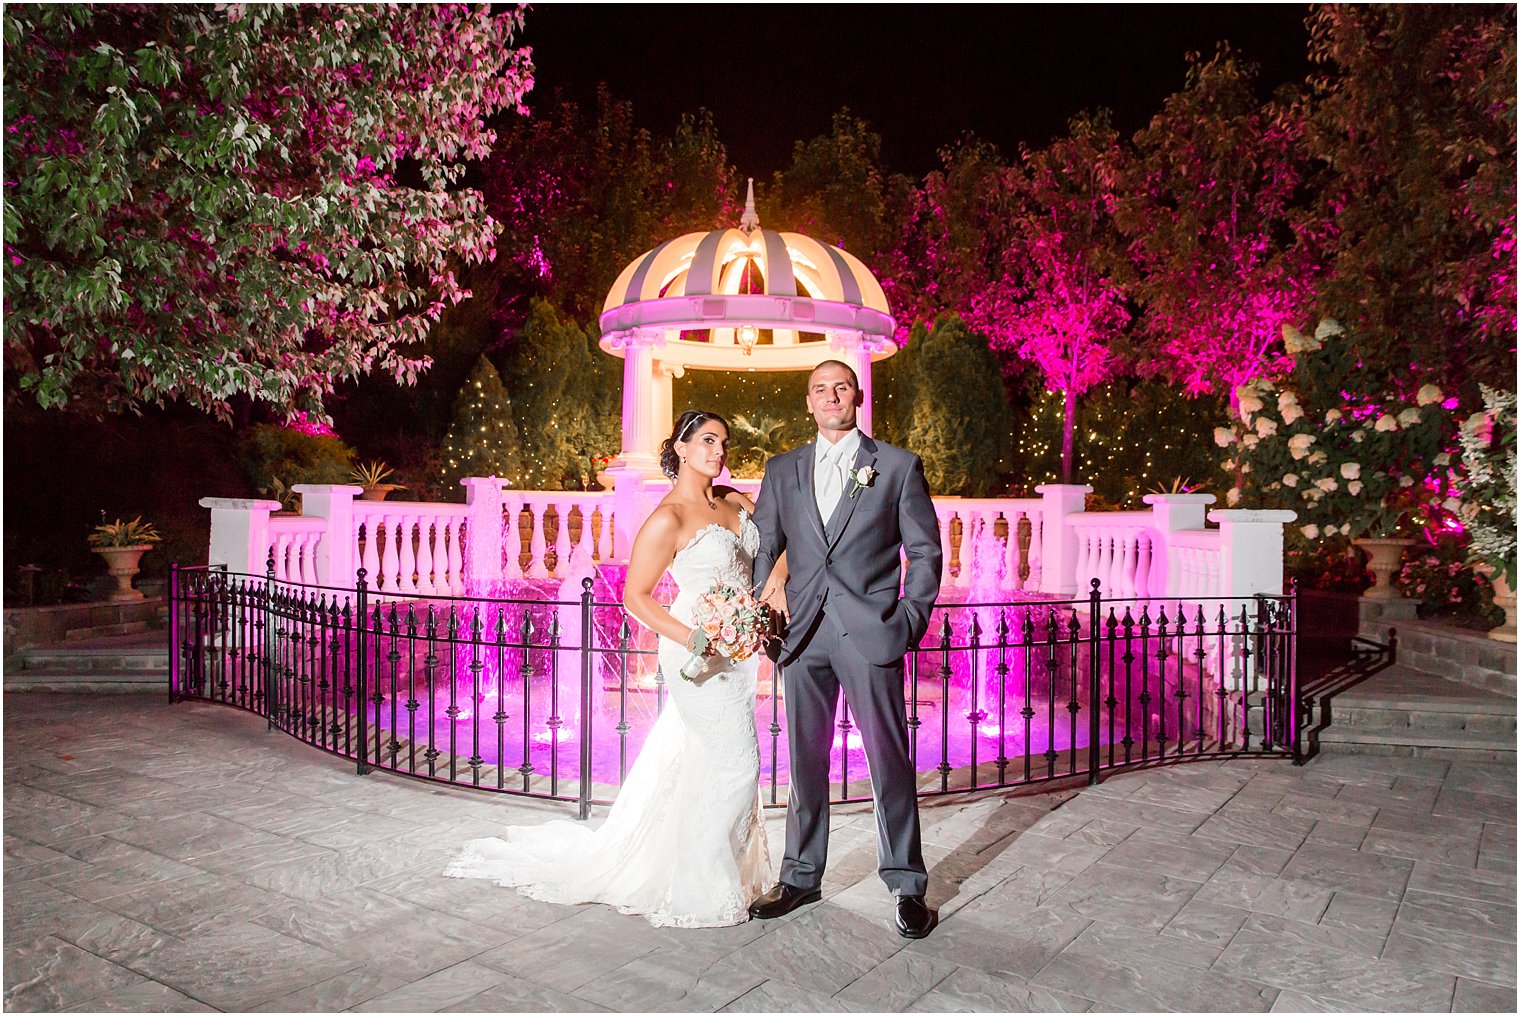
[[669, 509, 760, 618]]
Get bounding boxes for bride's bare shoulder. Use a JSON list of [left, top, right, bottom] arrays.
[[639, 503, 684, 543]]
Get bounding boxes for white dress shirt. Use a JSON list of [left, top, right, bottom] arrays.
[[813, 428, 861, 526]]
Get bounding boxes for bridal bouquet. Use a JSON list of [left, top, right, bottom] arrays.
[[681, 584, 771, 681]]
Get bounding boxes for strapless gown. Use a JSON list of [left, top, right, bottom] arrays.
[[444, 511, 771, 928]]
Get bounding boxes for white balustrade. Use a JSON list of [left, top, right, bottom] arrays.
[[352, 502, 470, 597], [1068, 512, 1156, 600], [266, 517, 325, 585], [205, 483, 1294, 610]]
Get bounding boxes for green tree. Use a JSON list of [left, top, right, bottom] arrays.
[[506, 299, 619, 490], [3, 3, 533, 420], [439, 355, 522, 492], [898, 314, 1012, 496], [1306, 5, 1516, 397], [767, 110, 918, 267]]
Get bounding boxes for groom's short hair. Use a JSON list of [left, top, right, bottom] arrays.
[[809, 359, 859, 389]]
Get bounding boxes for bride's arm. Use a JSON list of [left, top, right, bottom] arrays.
[[623, 505, 704, 650], [727, 490, 789, 620]]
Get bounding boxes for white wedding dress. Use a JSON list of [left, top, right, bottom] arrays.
[[444, 510, 772, 928]]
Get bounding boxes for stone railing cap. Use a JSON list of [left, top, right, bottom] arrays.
[[1034, 483, 1093, 494], [199, 497, 283, 511], [1142, 493, 1218, 506], [291, 483, 363, 494], [1208, 509, 1298, 524]]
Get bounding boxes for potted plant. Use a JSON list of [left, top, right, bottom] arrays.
[[87, 515, 162, 602], [351, 460, 407, 501], [1456, 385, 1517, 642], [260, 478, 301, 516], [592, 454, 616, 491]]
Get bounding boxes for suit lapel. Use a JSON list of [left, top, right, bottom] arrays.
[[795, 444, 827, 546], [826, 434, 878, 551]]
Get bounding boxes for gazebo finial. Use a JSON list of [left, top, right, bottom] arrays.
[[739, 177, 760, 235]]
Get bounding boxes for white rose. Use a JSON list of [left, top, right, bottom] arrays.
[[1417, 384, 1443, 406], [1283, 473, 1299, 487], [1226, 487, 1242, 506], [1303, 488, 1323, 503], [1213, 427, 1235, 448], [1301, 524, 1320, 539], [1255, 417, 1278, 438], [1340, 462, 1361, 480], [1397, 407, 1422, 426], [1375, 413, 1398, 432], [1463, 411, 1488, 435], [1348, 480, 1363, 495], [1281, 403, 1305, 425], [1325, 409, 1343, 424], [1315, 477, 1339, 492]]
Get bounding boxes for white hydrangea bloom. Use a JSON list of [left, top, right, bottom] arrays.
[[1214, 427, 1235, 448], [1283, 473, 1299, 487], [1375, 413, 1398, 432], [1255, 417, 1278, 438], [1315, 477, 1339, 492], [1325, 409, 1343, 424], [1348, 480, 1363, 495], [1416, 384, 1443, 406], [1397, 407, 1422, 426], [1301, 524, 1320, 539], [1340, 462, 1361, 480], [1282, 403, 1305, 425], [1226, 487, 1241, 506]]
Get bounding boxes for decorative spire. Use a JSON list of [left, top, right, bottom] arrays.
[[739, 177, 760, 234]]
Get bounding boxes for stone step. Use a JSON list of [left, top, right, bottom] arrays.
[[3, 669, 167, 693], [16, 647, 169, 672], [1312, 734, 1515, 764], [62, 619, 157, 641], [1326, 705, 1516, 734]]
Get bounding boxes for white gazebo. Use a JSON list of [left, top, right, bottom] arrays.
[[599, 180, 898, 486]]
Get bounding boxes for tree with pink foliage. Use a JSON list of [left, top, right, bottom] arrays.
[[1119, 45, 1320, 402], [970, 113, 1130, 483], [4, 4, 534, 420]]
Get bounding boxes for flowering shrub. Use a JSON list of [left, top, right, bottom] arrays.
[[1217, 319, 1455, 545], [1395, 533, 1505, 626], [1455, 385, 1517, 588]]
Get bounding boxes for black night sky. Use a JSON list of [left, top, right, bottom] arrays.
[[519, 4, 1316, 177]]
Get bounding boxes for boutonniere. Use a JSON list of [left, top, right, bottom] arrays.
[[848, 465, 878, 498]]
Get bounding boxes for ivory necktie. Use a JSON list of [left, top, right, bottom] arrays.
[[816, 443, 847, 525]]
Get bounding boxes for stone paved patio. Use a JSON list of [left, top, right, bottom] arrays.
[[4, 694, 1515, 1012]]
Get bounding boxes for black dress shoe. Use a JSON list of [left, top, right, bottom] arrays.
[[895, 895, 935, 939], [748, 882, 822, 919]]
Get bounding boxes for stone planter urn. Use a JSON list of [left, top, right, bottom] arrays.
[[93, 545, 152, 602], [1353, 537, 1415, 600], [1477, 565, 1518, 643], [595, 470, 615, 492], [358, 484, 400, 502]]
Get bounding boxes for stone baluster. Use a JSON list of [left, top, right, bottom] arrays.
[[551, 501, 571, 579], [527, 501, 549, 579], [378, 516, 400, 594], [446, 518, 465, 595], [415, 519, 436, 595], [359, 516, 381, 592], [396, 517, 418, 595]]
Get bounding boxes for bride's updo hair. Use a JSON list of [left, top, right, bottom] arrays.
[[659, 410, 729, 480]]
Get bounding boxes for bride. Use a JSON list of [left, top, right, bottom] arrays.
[[445, 410, 781, 928]]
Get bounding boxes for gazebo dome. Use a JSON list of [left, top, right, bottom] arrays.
[[598, 181, 897, 371]]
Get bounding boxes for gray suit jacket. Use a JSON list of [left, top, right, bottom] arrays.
[[752, 433, 943, 667]]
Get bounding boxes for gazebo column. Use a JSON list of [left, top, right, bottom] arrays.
[[615, 330, 664, 476], [651, 360, 685, 457], [832, 331, 875, 435]]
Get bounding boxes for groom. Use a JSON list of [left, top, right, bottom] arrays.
[[749, 359, 943, 939]]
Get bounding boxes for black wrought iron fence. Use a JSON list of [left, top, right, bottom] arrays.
[[170, 564, 1300, 818]]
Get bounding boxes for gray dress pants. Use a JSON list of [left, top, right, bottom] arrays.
[[779, 611, 927, 897]]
